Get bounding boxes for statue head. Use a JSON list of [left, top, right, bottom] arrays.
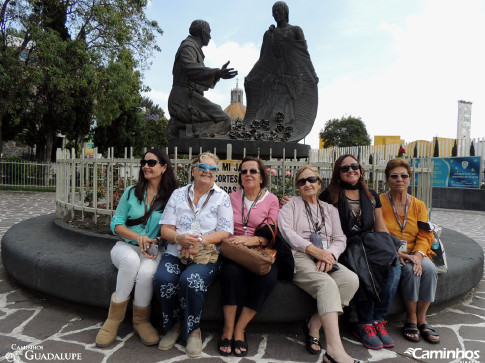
[[189, 20, 211, 46], [272, 1, 289, 23]]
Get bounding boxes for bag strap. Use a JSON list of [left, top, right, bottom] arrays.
[[255, 216, 277, 248], [125, 199, 163, 227]]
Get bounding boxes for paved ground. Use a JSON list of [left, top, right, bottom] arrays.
[[0, 191, 484, 363]]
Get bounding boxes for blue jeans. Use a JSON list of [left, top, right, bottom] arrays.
[[358, 263, 402, 323], [153, 253, 221, 340]]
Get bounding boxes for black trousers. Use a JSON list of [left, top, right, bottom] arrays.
[[220, 258, 278, 312]]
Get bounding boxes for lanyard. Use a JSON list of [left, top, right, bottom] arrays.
[[187, 185, 215, 222], [388, 192, 410, 239], [303, 199, 325, 233], [241, 189, 264, 235]]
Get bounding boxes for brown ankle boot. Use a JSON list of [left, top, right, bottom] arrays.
[[133, 305, 160, 346], [95, 293, 129, 348]]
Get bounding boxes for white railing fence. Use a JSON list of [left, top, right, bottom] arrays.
[[56, 147, 434, 224], [0, 158, 56, 188]]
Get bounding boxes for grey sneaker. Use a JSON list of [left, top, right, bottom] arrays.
[[352, 323, 383, 350], [374, 320, 395, 348]]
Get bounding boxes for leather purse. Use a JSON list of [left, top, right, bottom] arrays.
[[221, 217, 277, 276]]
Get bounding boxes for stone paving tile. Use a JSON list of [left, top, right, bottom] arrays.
[[1, 192, 485, 362]]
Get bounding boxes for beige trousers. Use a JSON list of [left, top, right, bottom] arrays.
[[293, 252, 359, 316]]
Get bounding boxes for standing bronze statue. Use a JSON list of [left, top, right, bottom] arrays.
[[242, 1, 318, 142], [166, 20, 237, 139]]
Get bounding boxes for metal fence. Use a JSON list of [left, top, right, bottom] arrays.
[[0, 158, 56, 189], [56, 147, 434, 223]]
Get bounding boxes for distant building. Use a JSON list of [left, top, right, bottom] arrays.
[[224, 81, 246, 122], [457, 100, 472, 142], [374, 136, 404, 146]]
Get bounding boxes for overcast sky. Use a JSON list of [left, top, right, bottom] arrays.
[[143, 0, 485, 149]]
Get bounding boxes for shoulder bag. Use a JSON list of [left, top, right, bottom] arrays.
[[221, 217, 277, 276]]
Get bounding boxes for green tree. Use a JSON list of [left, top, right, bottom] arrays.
[[0, 0, 162, 158], [451, 140, 457, 157], [470, 141, 475, 156], [413, 143, 418, 158], [433, 139, 440, 157], [319, 116, 371, 147]]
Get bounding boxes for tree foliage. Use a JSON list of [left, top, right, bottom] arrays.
[[0, 0, 162, 159], [433, 139, 440, 157], [470, 141, 475, 156], [93, 96, 168, 157], [319, 116, 371, 148], [451, 140, 457, 157]]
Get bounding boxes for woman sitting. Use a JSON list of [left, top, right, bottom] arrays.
[[320, 154, 401, 350], [380, 158, 439, 344], [279, 164, 359, 363], [219, 156, 280, 357], [96, 149, 178, 348], [153, 152, 234, 358]]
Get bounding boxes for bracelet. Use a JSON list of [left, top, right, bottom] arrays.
[[174, 233, 181, 244]]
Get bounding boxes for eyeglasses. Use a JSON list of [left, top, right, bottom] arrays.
[[390, 173, 410, 180], [296, 176, 321, 187], [140, 159, 162, 167], [339, 163, 360, 173], [241, 168, 260, 175], [196, 163, 218, 174]]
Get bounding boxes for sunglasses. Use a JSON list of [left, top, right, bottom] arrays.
[[140, 159, 162, 167], [296, 176, 321, 187], [241, 168, 260, 175], [339, 163, 360, 173], [196, 163, 218, 174], [390, 173, 410, 180]]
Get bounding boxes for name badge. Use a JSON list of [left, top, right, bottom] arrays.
[[191, 221, 202, 235], [310, 232, 326, 250], [399, 239, 407, 253]]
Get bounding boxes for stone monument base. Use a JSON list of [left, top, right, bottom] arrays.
[[168, 138, 310, 159]]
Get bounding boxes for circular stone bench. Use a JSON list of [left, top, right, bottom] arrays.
[[2, 214, 483, 322]]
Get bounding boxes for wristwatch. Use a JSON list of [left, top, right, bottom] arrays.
[[415, 250, 426, 257]]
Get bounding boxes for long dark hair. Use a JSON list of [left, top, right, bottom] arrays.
[[133, 149, 178, 210], [327, 154, 373, 204]]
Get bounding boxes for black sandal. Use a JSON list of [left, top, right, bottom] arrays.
[[418, 324, 440, 344], [402, 322, 421, 342], [324, 352, 360, 363], [217, 337, 233, 356], [302, 316, 322, 355], [234, 333, 248, 357]]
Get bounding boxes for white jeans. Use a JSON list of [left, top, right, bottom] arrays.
[[110, 241, 162, 307]]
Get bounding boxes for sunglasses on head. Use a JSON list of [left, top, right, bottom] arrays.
[[390, 173, 410, 180], [296, 176, 321, 187], [140, 159, 162, 167], [197, 163, 218, 174], [339, 163, 360, 173], [241, 168, 260, 175]]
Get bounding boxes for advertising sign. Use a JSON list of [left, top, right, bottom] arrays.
[[414, 157, 481, 188], [216, 160, 241, 194]]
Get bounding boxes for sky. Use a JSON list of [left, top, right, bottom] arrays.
[[142, 0, 485, 149]]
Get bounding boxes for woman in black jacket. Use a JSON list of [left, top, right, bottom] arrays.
[[320, 154, 401, 351]]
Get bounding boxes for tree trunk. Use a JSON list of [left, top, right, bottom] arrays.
[[45, 133, 53, 162]]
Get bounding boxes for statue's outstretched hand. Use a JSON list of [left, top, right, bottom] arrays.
[[218, 61, 238, 79]]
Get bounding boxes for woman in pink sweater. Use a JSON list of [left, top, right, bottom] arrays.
[[219, 156, 280, 357]]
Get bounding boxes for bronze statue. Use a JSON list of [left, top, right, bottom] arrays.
[[242, 1, 318, 142], [166, 20, 237, 139]]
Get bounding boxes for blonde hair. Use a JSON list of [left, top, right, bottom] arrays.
[[191, 152, 219, 167]]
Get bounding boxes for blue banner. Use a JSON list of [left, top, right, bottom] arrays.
[[413, 157, 481, 188]]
